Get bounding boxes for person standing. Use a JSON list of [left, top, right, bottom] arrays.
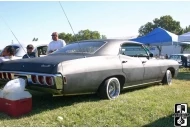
[[181, 55, 188, 68], [47, 32, 66, 54]]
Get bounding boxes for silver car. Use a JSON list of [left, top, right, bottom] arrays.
[[169, 54, 190, 67], [0, 39, 179, 100]]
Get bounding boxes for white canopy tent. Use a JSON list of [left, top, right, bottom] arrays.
[[178, 32, 190, 42]]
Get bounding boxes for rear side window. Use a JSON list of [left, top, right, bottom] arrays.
[[120, 43, 148, 57]]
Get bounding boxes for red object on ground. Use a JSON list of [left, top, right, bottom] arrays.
[[0, 91, 32, 117], [0, 97, 4, 112], [3, 98, 32, 117]]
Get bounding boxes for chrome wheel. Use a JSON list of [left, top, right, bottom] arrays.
[[98, 77, 121, 100], [162, 70, 172, 85], [106, 78, 120, 99], [166, 70, 172, 85]]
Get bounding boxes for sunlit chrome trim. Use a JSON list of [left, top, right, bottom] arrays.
[[123, 80, 161, 89], [62, 92, 96, 96], [0, 71, 63, 90], [2, 72, 8, 80], [7, 73, 15, 80]]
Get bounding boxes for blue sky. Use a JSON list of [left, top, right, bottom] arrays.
[[0, 1, 190, 49]]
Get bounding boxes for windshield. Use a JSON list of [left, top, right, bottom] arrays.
[[169, 55, 181, 61], [52, 41, 106, 54]]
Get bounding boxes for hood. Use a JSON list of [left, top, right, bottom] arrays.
[[0, 54, 85, 74]]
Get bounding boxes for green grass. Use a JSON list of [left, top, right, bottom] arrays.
[[0, 68, 190, 127]]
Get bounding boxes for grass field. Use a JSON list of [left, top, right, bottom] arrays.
[[0, 68, 190, 127]]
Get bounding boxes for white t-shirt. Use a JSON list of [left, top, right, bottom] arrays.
[[47, 39, 66, 54]]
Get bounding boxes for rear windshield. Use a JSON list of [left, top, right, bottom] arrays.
[[52, 41, 106, 54]]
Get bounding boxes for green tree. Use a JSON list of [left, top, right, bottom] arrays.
[[101, 35, 107, 39], [183, 25, 190, 33], [58, 29, 103, 43], [139, 15, 181, 36], [77, 29, 101, 41], [138, 15, 182, 55], [58, 32, 74, 44]]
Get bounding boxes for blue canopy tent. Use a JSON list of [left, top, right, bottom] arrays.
[[130, 27, 179, 46]]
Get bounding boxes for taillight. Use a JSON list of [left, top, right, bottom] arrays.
[[7, 73, 13, 80], [3, 72, 7, 79], [45, 76, 54, 86], [38, 76, 45, 85], [0, 73, 2, 79], [31, 75, 37, 84]]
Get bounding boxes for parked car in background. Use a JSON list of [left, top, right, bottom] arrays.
[[169, 54, 190, 67], [0, 41, 48, 59], [0, 39, 179, 100]]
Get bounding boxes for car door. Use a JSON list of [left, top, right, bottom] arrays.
[[139, 57, 162, 83], [119, 43, 144, 87], [138, 45, 162, 83]]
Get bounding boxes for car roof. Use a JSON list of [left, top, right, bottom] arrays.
[[171, 54, 190, 56], [68, 39, 144, 56], [76, 39, 143, 45]]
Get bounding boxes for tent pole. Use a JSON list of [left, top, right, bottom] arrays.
[[172, 41, 174, 54]]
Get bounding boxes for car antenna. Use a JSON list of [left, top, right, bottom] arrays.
[[0, 15, 30, 58], [58, 1, 85, 58]]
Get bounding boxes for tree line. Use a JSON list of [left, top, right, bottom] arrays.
[[58, 29, 107, 44]]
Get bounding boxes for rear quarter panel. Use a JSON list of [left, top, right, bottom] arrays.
[[158, 59, 179, 79], [59, 56, 125, 95]]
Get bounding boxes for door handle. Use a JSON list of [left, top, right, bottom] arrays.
[[142, 61, 147, 64], [122, 61, 128, 63]]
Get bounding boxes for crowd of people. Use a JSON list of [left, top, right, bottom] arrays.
[[0, 32, 66, 63]]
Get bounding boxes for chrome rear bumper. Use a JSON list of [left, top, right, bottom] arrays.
[[0, 71, 64, 94]]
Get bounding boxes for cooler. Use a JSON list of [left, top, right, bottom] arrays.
[[0, 90, 4, 112], [2, 91, 32, 117]]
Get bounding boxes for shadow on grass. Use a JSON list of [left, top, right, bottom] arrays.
[[0, 90, 100, 120], [144, 108, 190, 127]]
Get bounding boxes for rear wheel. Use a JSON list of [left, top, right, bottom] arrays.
[[98, 77, 120, 100], [162, 70, 172, 85]]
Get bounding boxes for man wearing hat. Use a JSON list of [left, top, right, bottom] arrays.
[[47, 32, 66, 54], [22, 44, 36, 59]]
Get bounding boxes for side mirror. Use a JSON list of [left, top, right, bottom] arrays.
[[149, 53, 153, 57]]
